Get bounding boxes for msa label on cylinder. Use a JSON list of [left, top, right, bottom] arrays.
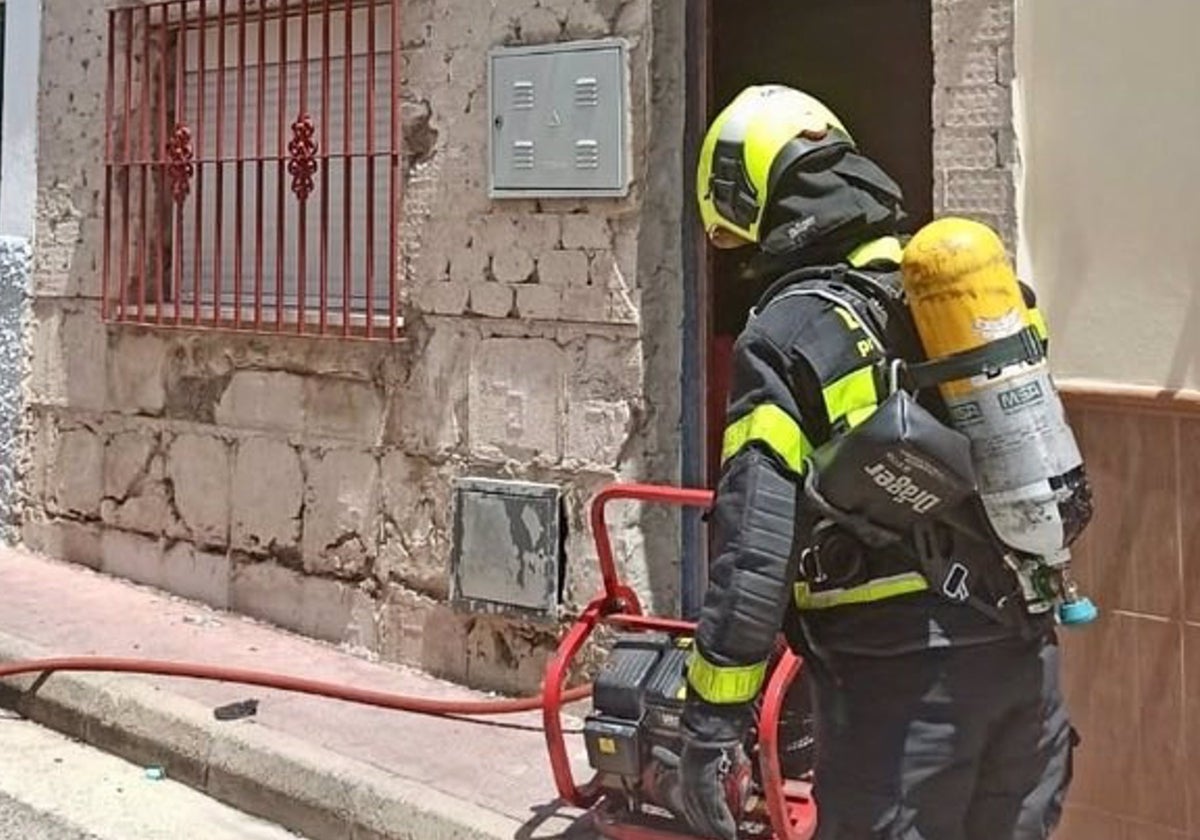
[[949, 401, 984, 426], [997, 380, 1045, 414], [944, 369, 1082, 490]]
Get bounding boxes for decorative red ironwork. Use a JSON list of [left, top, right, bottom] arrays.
[[287, 113, 319, 202], [166, 123, 195, 203], [104, 0, 403, 339]]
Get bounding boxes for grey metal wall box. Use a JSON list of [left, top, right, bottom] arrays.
[[450, 477, 563, 618], [488, 39, 630, 198]]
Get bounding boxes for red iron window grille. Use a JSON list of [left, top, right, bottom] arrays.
[[104, 0, 403, 340]]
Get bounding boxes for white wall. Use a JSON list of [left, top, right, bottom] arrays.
[[1014, 0, 1200, 391], [0, 0, 41, 240]]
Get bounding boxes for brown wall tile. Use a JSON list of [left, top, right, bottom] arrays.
[[1183, 624, 1200, 834], [1063, 612, 1139, 812], [1076, 409, 1180, 619], [1131, 618, 1186, 831], [1055, 395, 1197, 838], [1120, 823, 1188, 840], [1054, 805, 1123, 840], [1180, 418, 1200, 623]]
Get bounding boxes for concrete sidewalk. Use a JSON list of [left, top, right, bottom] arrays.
[[0, 548, 595, 840]]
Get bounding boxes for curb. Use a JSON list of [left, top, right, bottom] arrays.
[[0, 631, 525, 840]]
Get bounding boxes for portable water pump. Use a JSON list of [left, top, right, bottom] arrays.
[[581, 631, 814, 837], [543, 484, 818, 840]]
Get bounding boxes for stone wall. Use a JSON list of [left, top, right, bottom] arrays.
[[932, 0, 1017, 248], [0, 239, 32, 543], [23, 0, 686, 694]]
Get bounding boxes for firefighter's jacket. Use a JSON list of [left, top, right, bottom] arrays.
[[683, 241, 1052, 741]]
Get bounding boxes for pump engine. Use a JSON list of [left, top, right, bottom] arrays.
[[581, 632, 814, 836]]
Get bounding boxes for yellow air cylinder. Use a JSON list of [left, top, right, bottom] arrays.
[[900, 218, 1096, 623], [900, 218, 1031, 398]]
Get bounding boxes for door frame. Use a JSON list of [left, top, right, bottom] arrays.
[[679, 0, 713, 619]]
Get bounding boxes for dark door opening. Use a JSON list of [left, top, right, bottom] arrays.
[[699, 0, 935, 489]]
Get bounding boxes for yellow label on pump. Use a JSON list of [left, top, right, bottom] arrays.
[[598, 737, 617, 755]]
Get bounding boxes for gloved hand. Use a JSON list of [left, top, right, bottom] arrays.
[[673, 696, 753, 840], [651, 742, 740, 840], [678, 739, 740, 840]]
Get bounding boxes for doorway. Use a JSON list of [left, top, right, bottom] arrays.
[[695, 0, 935, 490]]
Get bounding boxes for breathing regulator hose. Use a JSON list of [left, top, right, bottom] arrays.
[[0, 656, 591, 719]]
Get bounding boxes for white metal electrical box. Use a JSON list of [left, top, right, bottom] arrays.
[[488, 39, 630, 198]]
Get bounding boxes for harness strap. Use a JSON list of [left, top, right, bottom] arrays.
[[904, 326, 1045, 390], [908, 521, 1025, 631]]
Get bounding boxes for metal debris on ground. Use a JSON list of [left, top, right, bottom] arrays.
[[213, 699, 260, 722], [181, 614, 223, 628]]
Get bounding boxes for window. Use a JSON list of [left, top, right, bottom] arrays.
[[104, 0, 402, 339]]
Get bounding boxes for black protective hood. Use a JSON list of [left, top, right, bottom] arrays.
[[744, 142, 907, 281]]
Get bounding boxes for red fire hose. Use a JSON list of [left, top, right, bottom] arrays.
[[0, 657, 591, 718], [0, 485, 706, 725]]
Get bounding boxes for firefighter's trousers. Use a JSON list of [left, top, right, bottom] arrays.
[[809, 633, 1074, 840]]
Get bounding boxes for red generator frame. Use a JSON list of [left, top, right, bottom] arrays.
[[541, 483, 817, 840]]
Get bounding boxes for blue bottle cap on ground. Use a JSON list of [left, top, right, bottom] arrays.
[[1058, 597, 1098, 626]]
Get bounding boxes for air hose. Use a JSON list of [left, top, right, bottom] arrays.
[[0, 657, 590, 719]]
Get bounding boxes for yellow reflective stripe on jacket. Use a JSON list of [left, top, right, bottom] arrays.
[[847, 236, 903, 268], [822, 366, 879, 429], [721, 403, 812, 473], [794, 572, 929, 610], [1028, 307, 1048, 342], [686, 652, 768, 705]]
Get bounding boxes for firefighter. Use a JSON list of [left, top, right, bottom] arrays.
[[678, 85, 1077, 840]]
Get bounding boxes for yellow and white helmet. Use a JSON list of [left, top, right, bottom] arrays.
[[697, 85, 854, 246]]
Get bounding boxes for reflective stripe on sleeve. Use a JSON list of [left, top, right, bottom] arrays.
[[721, 403, 812, 474], [686, 651, 769, 705], [821, 365, 879, 429]]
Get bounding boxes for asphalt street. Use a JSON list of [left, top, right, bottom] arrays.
[[0, 711, 304, 839]]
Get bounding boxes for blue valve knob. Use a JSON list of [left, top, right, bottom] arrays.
[[1058, 597, 1098, 626]]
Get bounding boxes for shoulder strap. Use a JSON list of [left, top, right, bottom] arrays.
[[750, 266, 839, 318], [836, 268, 927, 364], [751, 265, 893, 353]]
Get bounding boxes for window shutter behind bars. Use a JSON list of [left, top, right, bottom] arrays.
[[179, 13, 391, 313]]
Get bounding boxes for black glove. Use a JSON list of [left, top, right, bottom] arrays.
[[651, 742, 740, 840], [674, 698, 753, 840], [678, 739, 740, 840]]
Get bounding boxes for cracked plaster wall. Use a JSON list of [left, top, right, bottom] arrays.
[[23, 0, 686, 694]]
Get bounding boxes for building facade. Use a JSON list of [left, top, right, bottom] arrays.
[[7, 0, 1199, 836], [1015, 2, 1200, 836]]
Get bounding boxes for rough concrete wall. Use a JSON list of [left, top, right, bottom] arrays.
[[24, 0, 685, 695], [0, 239, 32, 543], [399, 0, 688, 654], [931, 0, 1017, 248]]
